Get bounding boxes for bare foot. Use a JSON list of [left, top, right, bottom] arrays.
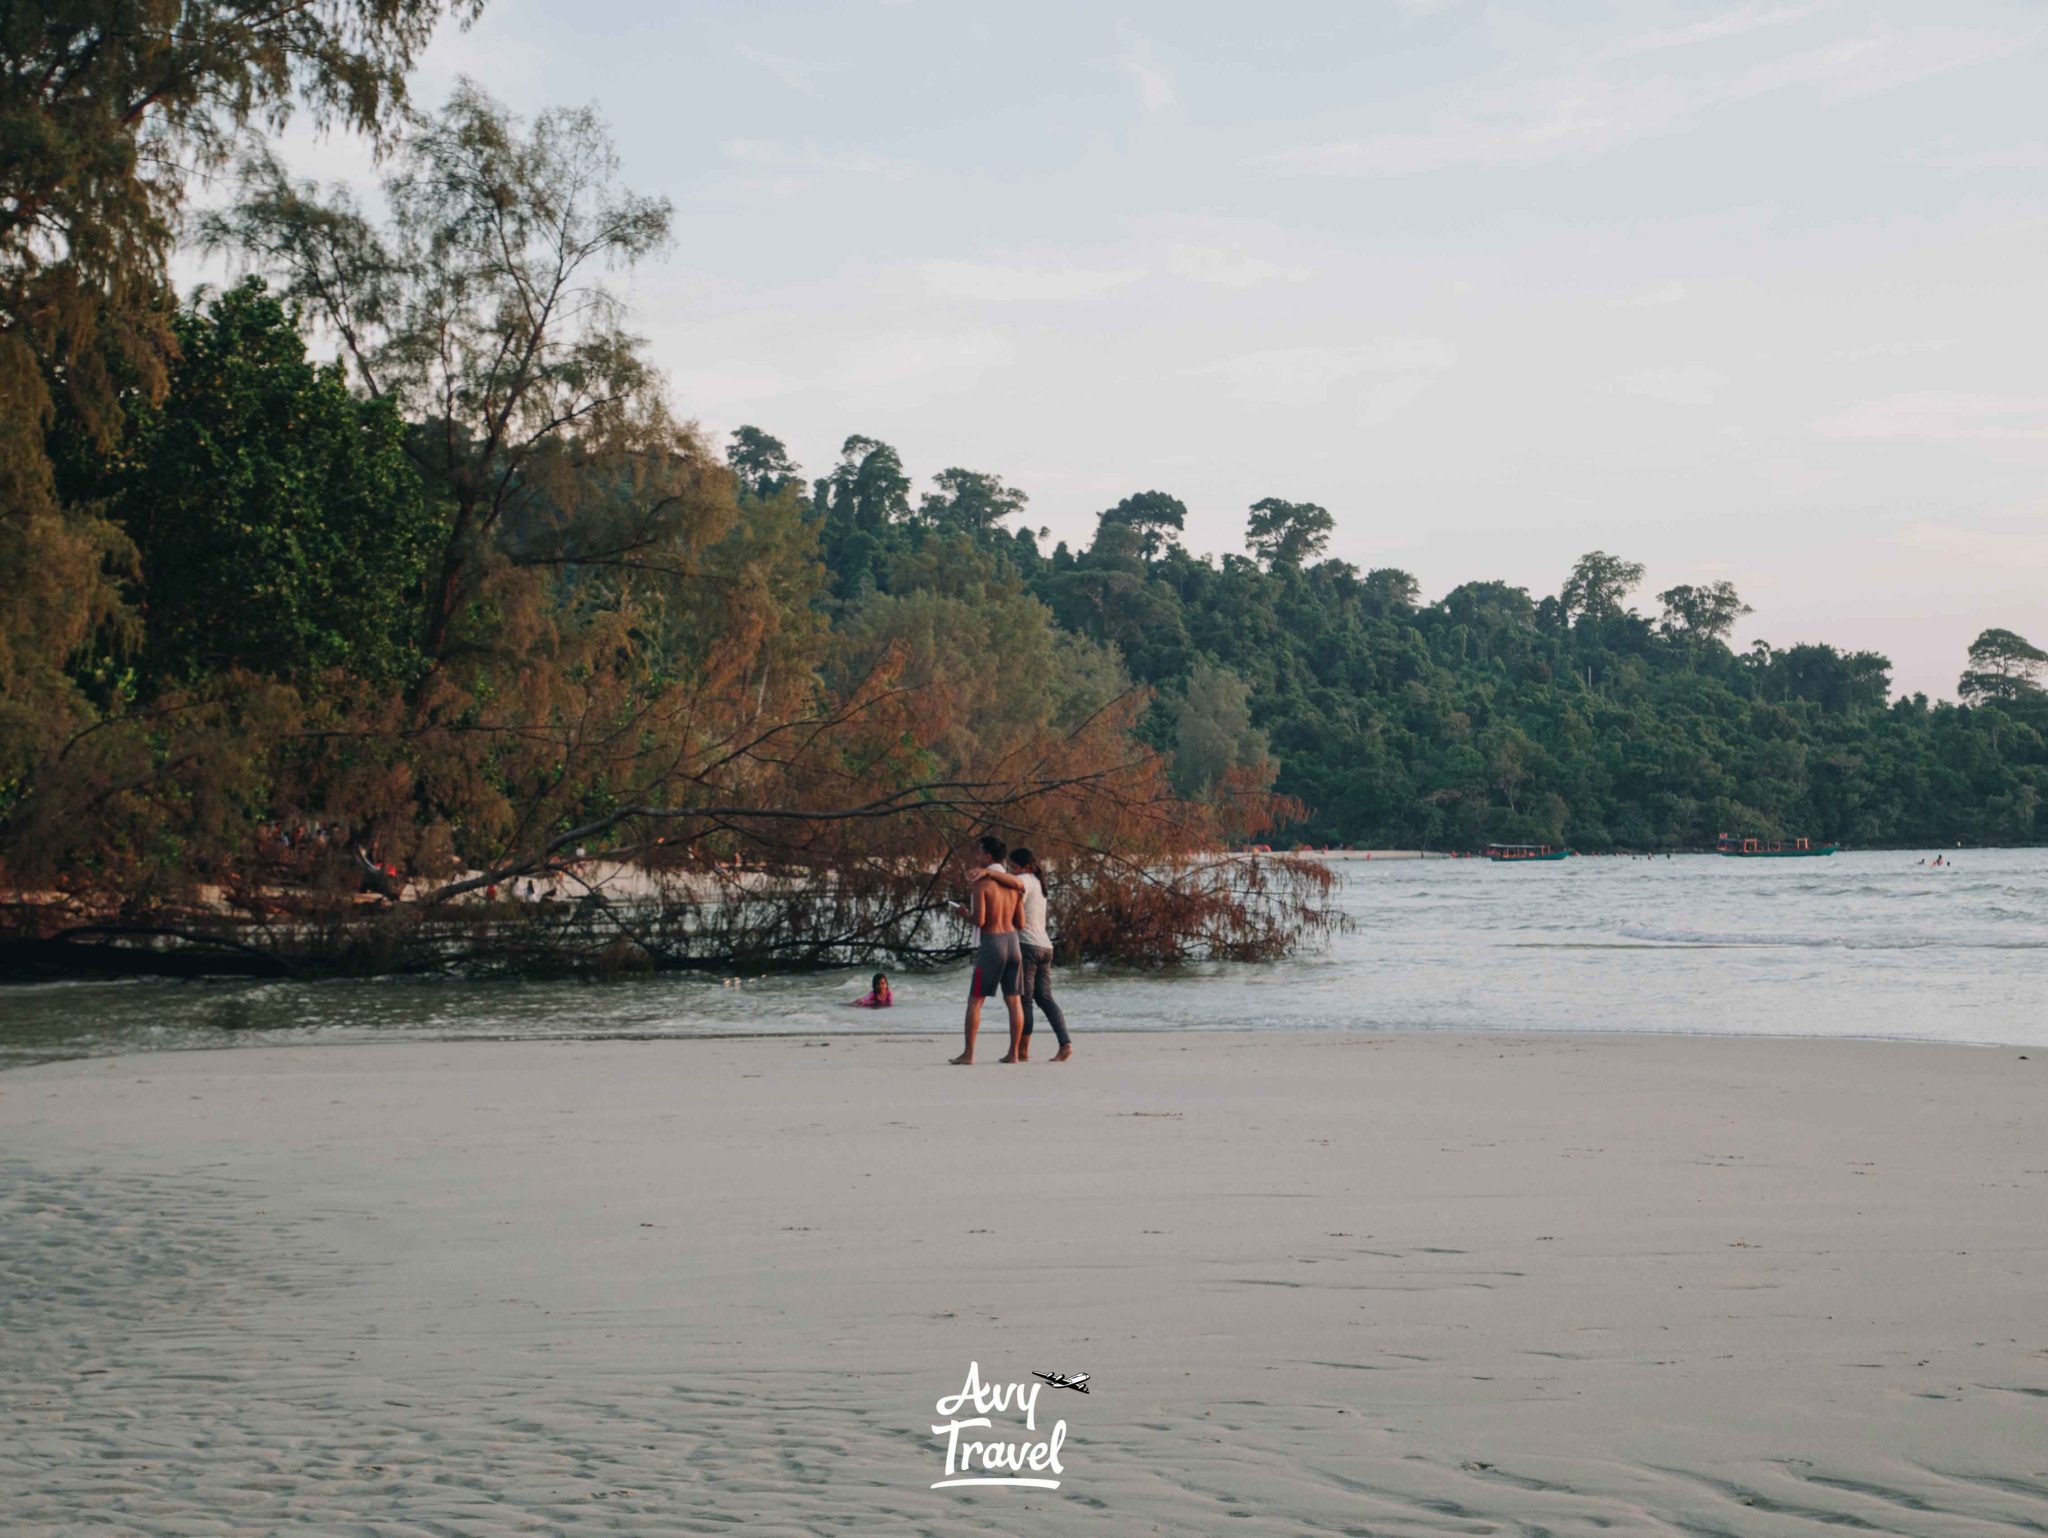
[[997, 1053, 1019, 1064], [1017, 1043, 1031, 1062], [1051, 1045, 1074, 1062], [950, 1053, 974, 1065]]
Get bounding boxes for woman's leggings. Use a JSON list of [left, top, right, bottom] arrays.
[[1018, 945, 1070, 1047]]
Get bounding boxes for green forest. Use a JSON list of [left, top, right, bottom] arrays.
[[781, 438, 2048, 851], [4, 1, 2047, 967]]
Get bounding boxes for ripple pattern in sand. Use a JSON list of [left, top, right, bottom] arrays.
[[5, 1156, 2047, 1536]]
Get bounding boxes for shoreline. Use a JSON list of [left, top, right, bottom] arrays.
[[3, 1019, 2037, 1077], [5, 1030, 2044, 1533]]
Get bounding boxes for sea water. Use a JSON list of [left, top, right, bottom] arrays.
[[6, 847, 2045, 1066]]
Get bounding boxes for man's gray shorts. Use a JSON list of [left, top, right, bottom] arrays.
[[969, 931, 1022, 999]]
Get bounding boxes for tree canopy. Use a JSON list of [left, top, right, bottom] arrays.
[[205, 84, 679, 663], [1559, 550, 1645, 626], [727, 426, 800, 501], [1960, 628, 2047, 705], [1, 0, 479, 787], [919, 468, 1028, 536], [110, 277, 436, 686], [1100, 489, 1187, 559], [1245, 498, 1334, 570], [722, 431, 2048, 851], [1658, 581, 1751, 643]]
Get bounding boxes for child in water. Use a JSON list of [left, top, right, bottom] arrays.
[[851, 972, 893, 1009]]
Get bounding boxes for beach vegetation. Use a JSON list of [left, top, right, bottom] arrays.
[[0, 0, 481, 821], [0, 85, 1326, 977]]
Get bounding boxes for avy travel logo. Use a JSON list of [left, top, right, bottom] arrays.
[[929, 1362, 1085, 1490]]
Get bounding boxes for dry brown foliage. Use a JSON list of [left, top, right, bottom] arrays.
[[1, 465, 1339, 977]]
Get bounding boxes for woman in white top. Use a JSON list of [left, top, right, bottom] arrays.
[[1004, 847, 1070, 1061]]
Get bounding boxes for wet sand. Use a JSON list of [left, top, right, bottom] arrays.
[[4, 1031, 2045, 1535]]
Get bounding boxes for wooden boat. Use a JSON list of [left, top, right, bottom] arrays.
[[1484, 843, 1571, 862], [1715, 833, 1838, 858]]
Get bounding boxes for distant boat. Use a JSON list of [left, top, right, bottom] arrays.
[[1716, 833, 1838, 858], [1484, 843, 1571, 862]]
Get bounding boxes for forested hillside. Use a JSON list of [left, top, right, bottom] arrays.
[[782, 431, 2048, 850]]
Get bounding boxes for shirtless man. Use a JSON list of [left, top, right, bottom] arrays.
[[950, 834, 1026, 1065]]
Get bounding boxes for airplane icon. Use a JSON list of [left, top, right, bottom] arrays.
[[1034, 1370, 1090, 1394]]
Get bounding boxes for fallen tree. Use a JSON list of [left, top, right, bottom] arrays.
[[1, 764, 1341, 980]]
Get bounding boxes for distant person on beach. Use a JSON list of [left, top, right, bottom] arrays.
[[851, 972, 892, 1009], [951, 835, 1026, 1065]]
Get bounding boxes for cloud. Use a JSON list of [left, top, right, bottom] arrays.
[[666, 364, 801, 409], [1123, 57, 1176, 110], [1611, 281, 1687, 309], [918, 260, 1147, 302], [1255, 98, 1602, 177], [1835, 338, 1956, 360], [1590, 2, 1830, 64], [414, 23, 550, 98], [1904, 142, 2048, 172], [1166, 245, 1311, 288], [1353, 376, 1443, 425], [1253, 20, 2036, 177], [728, 176, 813, 200], [1619, 365, 1727, 405], [737, 44, 843, 94], [722, 139, 913, 180], [1815, 395, 2048, 443], [1113, 26, 1176, 111], [831, 330, 1016, 405], [1883, 518, 2048, 571], [1191, 338, 1454, 410], [671, 328, 1017, 415]]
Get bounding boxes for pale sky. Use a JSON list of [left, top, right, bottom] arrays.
[[217, 0, 2048, 700]]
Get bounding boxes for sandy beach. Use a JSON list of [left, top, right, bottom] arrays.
[[4, 1030, 2045, 1535]]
